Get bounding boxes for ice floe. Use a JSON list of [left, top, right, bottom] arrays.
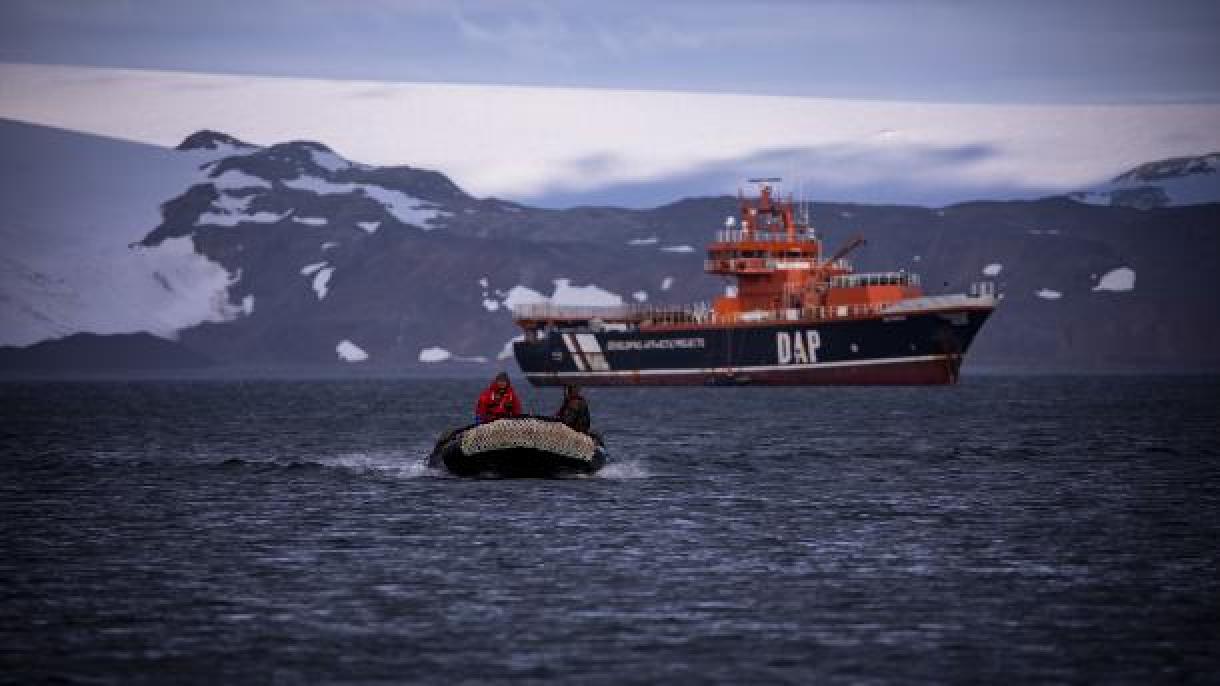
[[240, 295, 254, 315], [632, 291, 648, 302], [661, 245, 695, 253], [1093, 267, 1135, 292], [661, 277, 674, 291], [482, 298, 500, 312], [336, 339, 368, 362], [1035, 288, 1062, 300], [300, 262, 326, 276], [982, 263, 1003, 276], [357, 220, 380, 233], [293, 216, 327, 226], [628, 237, 658, 246]]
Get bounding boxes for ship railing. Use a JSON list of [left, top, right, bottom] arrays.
[[512, 302, 715, 325], [514, 290, 994, 328], [710, 300, 939, 324], [829, 271, 921, 288], [705, 257, 853, 273], [969, 281, 996, 298], [713, 229, 815, 244], [704, 258, 775, 272]]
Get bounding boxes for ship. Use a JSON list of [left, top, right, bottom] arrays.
[[512, 180, 997, 385]]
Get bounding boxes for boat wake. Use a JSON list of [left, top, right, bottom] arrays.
[[204, 448, 445, 480], [316, 451, 441, 480], [595, 459, 650, 479]]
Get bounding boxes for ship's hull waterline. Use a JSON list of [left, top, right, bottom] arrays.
[[514, 307, 992, 386]]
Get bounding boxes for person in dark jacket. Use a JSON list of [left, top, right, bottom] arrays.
[[555, 384, 591, 433], [476, 372, 522, 424]]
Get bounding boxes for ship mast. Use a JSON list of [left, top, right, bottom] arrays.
[[707, 179, 837, 318]]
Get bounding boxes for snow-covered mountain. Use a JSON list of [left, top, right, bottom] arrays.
[[1071, 152, 1220, 209], [4, 122, 1220, 373], [143, 130, 701, 369]]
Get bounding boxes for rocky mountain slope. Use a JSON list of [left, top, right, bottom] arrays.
[[5, 124, 1219, 374], [1071, 152, 1220, 209]]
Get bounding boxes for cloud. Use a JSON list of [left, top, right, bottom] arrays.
[[2, 62, 1219, 209], [451, 3, 577, 62], [519, 142, 1026, 208]]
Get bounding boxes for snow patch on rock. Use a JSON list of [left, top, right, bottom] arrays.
[[419, 346, 451, 363], [310, 149, 351, 173], [336, 339, 368, 362], [419, 346, 487, 363], [500, 285, 548, 309], [282, 176, 448, 228], [1093, 267, 1136, 292], [312, 267, 334, 299], [210, 169, 271, 191], [196, 209, 285, 227], [497, 335, 525, 360], [493, 279, 625, 312], [551, 278, 623, 306]]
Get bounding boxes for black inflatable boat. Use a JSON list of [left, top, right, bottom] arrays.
[[427, 416, 607, 477]]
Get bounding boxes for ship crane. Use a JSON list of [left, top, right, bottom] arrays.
[[825, 235, 867, 266]]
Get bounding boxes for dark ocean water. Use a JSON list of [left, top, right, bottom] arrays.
[[2, 376, 1218, 684]]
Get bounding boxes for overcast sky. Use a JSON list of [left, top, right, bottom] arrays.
[[2, 1, 1219, 207], [2, 0, 1219, 104]]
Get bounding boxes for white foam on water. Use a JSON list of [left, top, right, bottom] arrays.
[[318, 451, 439, 479], [597, 459, 650, 479]]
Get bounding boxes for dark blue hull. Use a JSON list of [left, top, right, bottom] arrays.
[[513, 307, 992, 386]]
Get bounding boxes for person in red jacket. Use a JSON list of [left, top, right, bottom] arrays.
[[475, 372, 522, 424]]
